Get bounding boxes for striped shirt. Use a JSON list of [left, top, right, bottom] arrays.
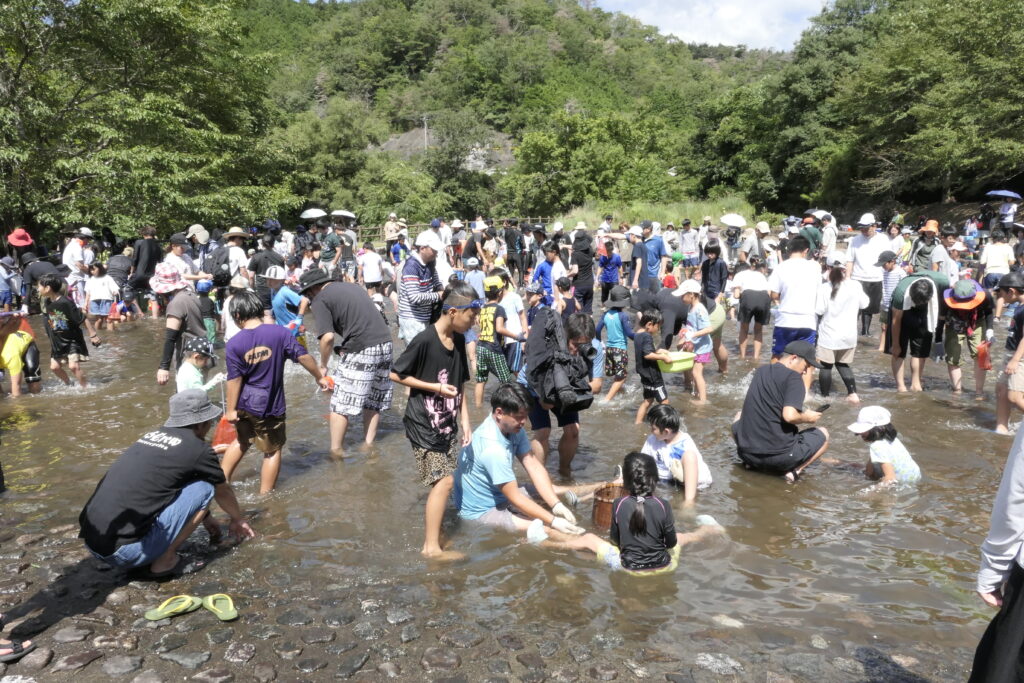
[[398, 254, 442, 323], [881, 267, 907, 310]]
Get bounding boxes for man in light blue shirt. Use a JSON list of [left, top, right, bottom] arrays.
[[641, 220, 668, 294], [455, 383, 605, 537]]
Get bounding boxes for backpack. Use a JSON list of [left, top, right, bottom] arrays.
[[725, 226, 742, 245], [207, 246, 233, 287], [524, 307, 594, 413]]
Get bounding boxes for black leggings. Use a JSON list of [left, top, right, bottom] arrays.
[[818, 361, 856, 397], [859, 311, 874, 336], [600, 282, 615, 304]]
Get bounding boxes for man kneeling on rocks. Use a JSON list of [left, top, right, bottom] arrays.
[[79, 389, 255, 579]]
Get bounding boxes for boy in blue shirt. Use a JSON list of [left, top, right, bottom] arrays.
[[595, 285, 634, 402], [390, 234, 409, 265]]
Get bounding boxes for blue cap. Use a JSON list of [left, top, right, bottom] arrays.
[[430, 218, 441, 229], [196, 280, 214, 293]]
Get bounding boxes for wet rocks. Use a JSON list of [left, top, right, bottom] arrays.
[[51, 649, 103, 672], [153, 633, 187, 653], [249, 625, 282, 640], [781, 653, 824, 679], [300, 627, 335, 644], [425, 612, 460, 628], [385, 608, 412, 626], [131, 670, 165, 683], [15, 534, 44, 547], [191, 668, 234, 683], [158, 650, 211, 670], [831, 657, 864, 676], [489, 660, 512, 675], [294, 658, 326, 673], [592, 633, 623, 650], [711, 615, 744, 629], [695, 653, 743, 676], [421, 647, 462, 672], [439, 629, 484, 648], [498, 634, 525, 651], [552, 668, 581, 682], [399, 624, 420, 643], [538, 640, 559, 657], [588, 665, 618, 681], [223, 642, 255, 663], [335, 652, 369, 678], [252, 663, 276, 682], [377, 661, 401, 677], [352, 620, 384, 641], [517, 652, 546, 670], [102, 655, 143, 676], [326, 641, 358, 656], [569, 645, 593, 663], [105, 590, 130, 606], [272, 641, 303, 660], [323, 611, 356, 627], [359, 599, 382, 614], [52, 625, 93, 644], [18, 647, 53, 671], [206, 629, 233, 646], [811, 635, 829, 650], [274, 609, 312, 626]]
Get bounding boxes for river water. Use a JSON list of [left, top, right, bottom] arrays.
[[0, 311, 1000, 680]]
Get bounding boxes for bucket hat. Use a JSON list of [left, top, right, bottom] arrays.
[[7, 228, 33, 247], [608, 285, 631, 309], [164, 388, 222, 429], [943, 279, 986, 310], [223, 226, 248, 239], [298, 268, 333, 294], [150, 262, 187, 294], [20, 252, 38, 265]]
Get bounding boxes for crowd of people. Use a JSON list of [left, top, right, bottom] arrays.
[[1, 203, 1024, 676]]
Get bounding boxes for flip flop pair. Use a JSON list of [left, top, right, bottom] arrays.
[[144, 594, 237, 622]]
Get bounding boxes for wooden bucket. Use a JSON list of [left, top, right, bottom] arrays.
[[592, 484, 627, 531]]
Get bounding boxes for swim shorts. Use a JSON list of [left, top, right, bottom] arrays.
[[235, 410, 287, 453], [329, 341, 394, 417]]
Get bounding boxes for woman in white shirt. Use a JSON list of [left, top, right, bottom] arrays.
[[731, 257, 771, 359], [816, 253, 870, 403], [164, 233, 210, 289], [980, 228, 1016, 318]]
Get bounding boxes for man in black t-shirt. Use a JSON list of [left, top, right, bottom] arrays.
[[79, 390, 255, 578], [130, 226, 163, 317], [503, 221, 525, 286], [247, 236, 285, 319], [731, 341, 830, 482], [569, 232, 596, 314]]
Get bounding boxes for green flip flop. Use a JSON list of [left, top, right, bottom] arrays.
[[202, 593, 238, 621], [144, 595, 203, 621]]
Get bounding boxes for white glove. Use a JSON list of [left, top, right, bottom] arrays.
[[551, 502, 576, 524], [212, 372, 226, 384], [20, 304, 28, 315], [986, 328, 995, 343], [551, 517, 585, 536], [526, 518, 548, 544]]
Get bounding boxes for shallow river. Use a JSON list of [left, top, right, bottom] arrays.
[[0, 311, 1004, 680]]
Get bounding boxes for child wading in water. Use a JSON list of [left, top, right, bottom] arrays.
[[542, 452, 723, 573], [390, 281, 480, 560], [847, 406, 920, 487], [634, 308, 673, 424], [641, 404, 712, 505], [175, 337, 225, 394], [673, 279, 713, 405], [38, 273, 97, 388], [595, 285, 634, 402]]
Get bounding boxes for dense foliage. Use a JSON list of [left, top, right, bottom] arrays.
[[2, 0, 1020, 239]]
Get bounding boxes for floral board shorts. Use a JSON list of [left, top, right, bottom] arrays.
[[330, 342, 394, 417], [414, 440, 459, 487], [604, 346, 628, 380]]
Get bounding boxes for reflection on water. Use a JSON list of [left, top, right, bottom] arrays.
[[0, 314, 995, 671]]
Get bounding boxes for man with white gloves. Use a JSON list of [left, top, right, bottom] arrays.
[[454, 382, 615, 540]]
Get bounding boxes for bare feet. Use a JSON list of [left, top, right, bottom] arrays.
[[690, 399, 708, 406], [846, 393, 860, 405], [996, 426, 1012, 435], [421, 548, 466, 562]]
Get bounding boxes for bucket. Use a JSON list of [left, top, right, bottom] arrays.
[[592, 484, 628, 531], [212, 416, 237, 449], [657, 351, 696, 373]]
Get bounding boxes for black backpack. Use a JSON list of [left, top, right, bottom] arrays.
[[207, 246, 233, 287], [524, 307, 594, 413]]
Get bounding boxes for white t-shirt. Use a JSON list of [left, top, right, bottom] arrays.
[[357, 250, 383, 283], [733, 269, 769, 293], [1000, 202, 1018, 222], [85, 275, 120, 301], [222, 294, 242, 342], [982, 243, 1015, 275], [501, 291, 525, 339], [551, 259, 567, 283], [640, 433, 713, 487], [62, 240, 87, 283], [815, 279, 869, 350], [847, 232, 891, 282], [820, 223, 838, 255], [767, 257, 821, 329], [228, 245, 248, 277], [661, 230, 679, 252], [678, 229, 699, 256]]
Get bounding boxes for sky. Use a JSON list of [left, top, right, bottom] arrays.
[[597, 0, 825, 51]]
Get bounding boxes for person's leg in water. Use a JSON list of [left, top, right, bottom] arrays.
[[737, 321, 749, 359], [423, 473, 462, 561], [893, 353, 908, 392], [784, 427, 831, 483], [635, 398, 653, 425], [712, 334, 728, 374], [691, 361, 707, 405], [68, 358, 87, 388], [752, 322, 764, 359], [836, 362, 859, 403], [910, 357, 927, 392], [557, 423, 579, 478], [50, 357, 70, 385], [996, 385, 1024, 434], [259, 449, 282, 494], [860, 311, 872, 337], [531, 427, 552, 464], [220, 434, 250, 482], [329, 413, 350, 455], [818, 360, 834, 397], [362, 408, 380, 445]]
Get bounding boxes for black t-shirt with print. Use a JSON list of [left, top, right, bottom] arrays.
[[79, 427, 226, 556], [477, 303, 507, 352], [391, 325, 469, 451], [43, 294, 87, 357]]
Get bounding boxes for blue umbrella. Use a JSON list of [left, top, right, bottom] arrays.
[[986, 190, 1022, 200]]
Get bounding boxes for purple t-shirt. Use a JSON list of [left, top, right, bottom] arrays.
[[226, 324, 308, 417]]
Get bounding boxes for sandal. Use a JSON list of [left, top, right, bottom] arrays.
[[131, 555, 204, 581], [144, 595, 203, 621], [0, 637, 35, 663], [784, 469, 801, 484], [202, 594, 238, 621]]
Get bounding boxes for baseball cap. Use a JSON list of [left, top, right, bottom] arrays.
[[263, 265, 286, 281], [848, 406, 892, 434], [484, 275, 504, 291], [465, 257, 479, 267], [671, 280, 702, 297], [857, 213, 877, 227], [430, 218, 441, 229], [783, 340, 821, 368], [874, 250, 897, 266], [169, 232, 189, 245], [756, 221, 771, 233], [183, 336, 215, 359], [415, 231, 444, 252], [640, 219, 653, 230], [627, 225, 643, 237]]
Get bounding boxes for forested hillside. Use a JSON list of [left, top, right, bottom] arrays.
[[2, 0, 1021, 237]]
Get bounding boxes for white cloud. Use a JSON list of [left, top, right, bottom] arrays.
[[597, 0, 825, 50]]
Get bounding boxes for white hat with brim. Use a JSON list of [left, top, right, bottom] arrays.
[[77, 227, 94, 238], [755, 221, 771, 234], [451, 219, 464, 229], [223, 226, 248, 239], [848, 406, 892, 434], [229, 275, 250, 289], [671, 280, 703, 297], [299, 208, 327, 220], [950, 241, 967, 251], [857, 213, 877, 227]]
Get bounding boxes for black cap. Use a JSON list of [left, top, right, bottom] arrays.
[[874, 250, 897, 267], [640, 219, 653, 230], [682, 219, 692, 226], [783, 340, 821, 368], [169, 232, 189, 246]]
